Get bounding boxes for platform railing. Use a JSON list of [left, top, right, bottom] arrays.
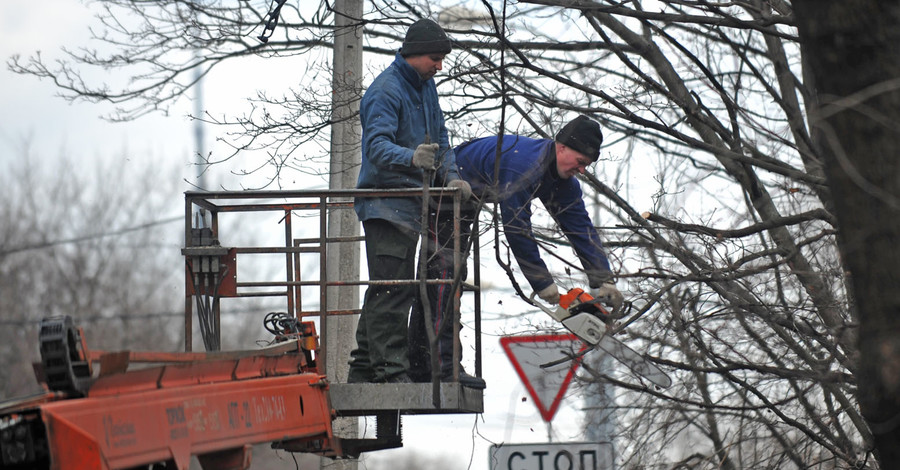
[[181, 188, 482, 384]]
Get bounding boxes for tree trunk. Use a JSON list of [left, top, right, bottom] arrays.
[[793, 1, 900, 466]]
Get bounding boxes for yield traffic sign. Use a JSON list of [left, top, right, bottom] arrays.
[[500, 334, 588, 422]]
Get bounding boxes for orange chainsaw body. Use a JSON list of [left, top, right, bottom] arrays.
[[559, 288, 613, 323]]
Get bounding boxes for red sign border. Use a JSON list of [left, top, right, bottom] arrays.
[[499, 333, 588, 422]]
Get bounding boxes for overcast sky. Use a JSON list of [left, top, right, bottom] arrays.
[[0, 0, 296, 191], [0, 2, 196, 173], [0, 2, 607, 469]]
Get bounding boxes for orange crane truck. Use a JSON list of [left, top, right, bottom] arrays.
[[0, 189, 484, 470]]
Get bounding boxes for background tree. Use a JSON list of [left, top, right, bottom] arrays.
[[8, 0, 893, 468], [0, 144, 324, 469], [0, 144, 184, 398]]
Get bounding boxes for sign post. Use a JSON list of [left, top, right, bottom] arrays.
[[498, 335, 616, 469]]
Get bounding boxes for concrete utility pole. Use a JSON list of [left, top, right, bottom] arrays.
[[193, 62, 206, 191], [324, 0, 363, 468]]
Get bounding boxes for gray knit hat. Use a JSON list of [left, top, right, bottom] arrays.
[[400, 19, 452, 57], [556, 115, 604, 161]]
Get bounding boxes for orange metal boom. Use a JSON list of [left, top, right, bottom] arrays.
[[39, 356, 335, 470], [0, 317, 337, 470]]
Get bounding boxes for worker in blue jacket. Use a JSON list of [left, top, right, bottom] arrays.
[[408, 115, 622, 386], [349, 18, 472, 385]]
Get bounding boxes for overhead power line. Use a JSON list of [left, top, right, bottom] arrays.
[[0, 215, 183, 256]]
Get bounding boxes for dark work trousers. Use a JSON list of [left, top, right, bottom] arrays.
[[408, 205, 475, 381], [348, 219, 419, 382]]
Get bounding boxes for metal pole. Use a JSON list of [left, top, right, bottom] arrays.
[[584, 188, 617, 467]]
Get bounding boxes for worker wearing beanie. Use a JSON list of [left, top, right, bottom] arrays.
[[408, 116, 622, 385], [350, 19, 472, 385]]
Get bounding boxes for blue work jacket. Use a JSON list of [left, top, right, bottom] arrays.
[[455, 135, 613, 291], [354, 52, 459, 233]]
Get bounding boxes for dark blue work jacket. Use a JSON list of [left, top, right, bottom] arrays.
[[455, 135, 613, 291]]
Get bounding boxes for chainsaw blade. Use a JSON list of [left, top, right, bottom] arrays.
[[592, 333, 672, 389]]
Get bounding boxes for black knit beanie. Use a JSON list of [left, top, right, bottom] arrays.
[[400, 19, 452, 57], [555, 115, 604, 161]]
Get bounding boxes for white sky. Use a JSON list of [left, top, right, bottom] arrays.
[[0, 0, 303, 190], [0, 2, 616, 469], [0, 2, 192, 173]]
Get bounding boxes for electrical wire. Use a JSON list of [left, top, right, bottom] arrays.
[[187, 260, 228, 351], [0, 215, 182, 256]]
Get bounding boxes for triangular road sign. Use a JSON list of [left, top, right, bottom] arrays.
[[500, 334, 588, 422]]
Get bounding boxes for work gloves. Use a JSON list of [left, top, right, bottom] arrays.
[[537, 283, 560, 305], [412, 143, 439, 169], [447, 179, 472, 201], [411, 143, 472, 202], [590, 282, 624, 317]]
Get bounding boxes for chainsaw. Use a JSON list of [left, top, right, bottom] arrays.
[[532, 287, 672, 389], [543, 287, 615, 346]]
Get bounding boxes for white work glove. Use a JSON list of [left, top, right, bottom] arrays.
[[537, 284, 560, 305], [411, 143, 438, 169], [447, 179, 472, 201], [590, 282, 624, 317]]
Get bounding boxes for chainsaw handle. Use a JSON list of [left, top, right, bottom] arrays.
[[530, 291, 574, 324], [528, 291, 556, 316]]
